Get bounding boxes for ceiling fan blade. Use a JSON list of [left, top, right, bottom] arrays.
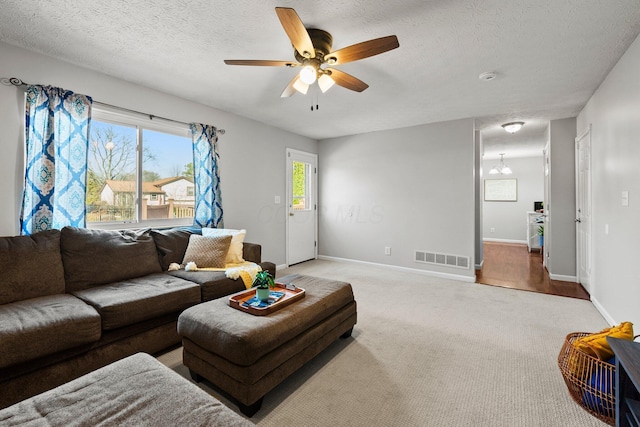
[[224, 60, 296, 67], [275, 7, 315, 58], [281, 75, 300, 98], [325, 35, 399, 65], [326, 68, 369, 92]]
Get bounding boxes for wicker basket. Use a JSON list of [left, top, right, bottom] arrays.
[[557, 332, 615, 426]]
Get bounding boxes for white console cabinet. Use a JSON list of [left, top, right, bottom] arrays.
[[527, 211, 544, 252]]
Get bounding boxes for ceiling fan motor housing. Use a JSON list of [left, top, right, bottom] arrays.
[[294, 28, 333, 62]]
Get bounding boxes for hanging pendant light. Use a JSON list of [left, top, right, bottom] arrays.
[[489, 153, 512, 175]]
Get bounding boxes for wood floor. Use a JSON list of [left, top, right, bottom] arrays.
[[476, 242, 590, 300]]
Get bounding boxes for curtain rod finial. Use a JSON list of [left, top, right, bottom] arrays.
[[1, 77, 26, 86]]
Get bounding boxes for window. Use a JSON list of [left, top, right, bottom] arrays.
[[292, 161, 310, 211], [87, 107, 194, 228]]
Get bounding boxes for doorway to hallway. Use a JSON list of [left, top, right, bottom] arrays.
[[476, 242, 589, 300]]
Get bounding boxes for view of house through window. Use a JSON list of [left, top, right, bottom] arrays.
[[86, 114, 194, 225]]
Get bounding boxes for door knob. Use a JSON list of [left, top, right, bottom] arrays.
[[575, 218, 581, 223], [289, 212, 294, 216]]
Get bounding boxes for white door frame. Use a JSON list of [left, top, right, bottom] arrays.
[[285, 148, 318, 266], [575, 124, 592, 292]]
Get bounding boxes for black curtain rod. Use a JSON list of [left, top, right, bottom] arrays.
[[1, 76, 225, 135]]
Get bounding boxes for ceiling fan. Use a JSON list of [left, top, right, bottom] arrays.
[[224, 7, 399, 97]]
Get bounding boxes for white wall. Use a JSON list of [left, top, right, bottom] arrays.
[[577, 33, 640, 326], [482, 156, 544, 243], [0, 41, 317, 265], [318, 118, 476, 280]]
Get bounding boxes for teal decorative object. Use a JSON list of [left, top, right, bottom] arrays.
[[256, 287, 270, 302]]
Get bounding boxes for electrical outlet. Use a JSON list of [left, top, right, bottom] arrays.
[[490, 227, 495, 233], [384, 247, 391, 255], [274, 195, 280, 204]]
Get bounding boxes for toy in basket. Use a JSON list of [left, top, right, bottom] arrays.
[[557, 323, 636, 426]]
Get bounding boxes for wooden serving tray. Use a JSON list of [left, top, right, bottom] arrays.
[[228, 282, 305, 316]]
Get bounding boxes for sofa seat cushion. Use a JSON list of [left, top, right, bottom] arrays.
[[0, 294, 101, 368], [0, 229, 65, 305], [170, 270, 246, 301], [71, 273, 201, 330], [0, 353, 253, 426], [61, 227, 162, 292]]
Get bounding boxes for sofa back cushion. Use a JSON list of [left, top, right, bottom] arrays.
[[0, 230, 65, 304], [150, 228, 195, 271], [61, 227, 162, 292]]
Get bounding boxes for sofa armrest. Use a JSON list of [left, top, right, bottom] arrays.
[[242, 242, 261, 263]]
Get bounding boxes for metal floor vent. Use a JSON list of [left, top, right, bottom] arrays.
[[414, 250, 470, 269]]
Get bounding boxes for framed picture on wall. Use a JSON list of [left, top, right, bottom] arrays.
[[484, 179, 518, 201]]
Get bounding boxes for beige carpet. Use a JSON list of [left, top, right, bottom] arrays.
[[157, 259, 610, 426]]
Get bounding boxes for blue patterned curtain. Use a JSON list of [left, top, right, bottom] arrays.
[[21, 85, 92, 235], [190, 123, 223, 228]]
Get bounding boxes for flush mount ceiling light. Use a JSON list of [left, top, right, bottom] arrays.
[[478, 71, 497, 81], [489, 153, 512, 175], [502, 121, 525, 133]]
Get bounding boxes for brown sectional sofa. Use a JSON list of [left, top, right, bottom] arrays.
[[0, 353, 253, 426], [0, 226, 275, 410]]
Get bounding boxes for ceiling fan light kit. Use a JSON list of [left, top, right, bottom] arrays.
[[318, 74, 335, 93], [292, 78, 309, 95], [502, 121, 525, 133], [224, 7, 399, 99], [299, 65, 317, 84]]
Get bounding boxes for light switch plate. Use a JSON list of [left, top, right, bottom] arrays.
[[622, 191, 629, 207]]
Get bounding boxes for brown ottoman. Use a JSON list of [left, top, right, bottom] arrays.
[[177, 274, 357, 416]]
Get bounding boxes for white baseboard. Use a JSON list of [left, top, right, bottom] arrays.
[[275, 263, 287, 271], [317, 255, 476, 283], [548, 273, 577, 282], [483, 238, 527, 244], [591, 296, 616, 326]]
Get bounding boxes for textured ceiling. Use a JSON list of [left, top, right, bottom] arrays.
[[1, 0, 640, 158]]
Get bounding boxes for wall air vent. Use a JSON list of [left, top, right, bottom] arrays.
[[414, 250, 470, 269]]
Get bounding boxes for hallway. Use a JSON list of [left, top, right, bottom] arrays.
[[476, 242, 589, 300]]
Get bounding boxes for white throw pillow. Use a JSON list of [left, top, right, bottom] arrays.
[[201, 228, 246, 264]]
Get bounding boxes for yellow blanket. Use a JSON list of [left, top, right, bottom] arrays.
[[196, 262, 262, 289]]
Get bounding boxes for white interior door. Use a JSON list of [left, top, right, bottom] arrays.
[[286, 149, 317, 265], [575, 125, 592, 293], [543, 143, 550, 268]]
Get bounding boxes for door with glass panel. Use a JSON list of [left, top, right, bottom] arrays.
[[286, 149, 317, 265]]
